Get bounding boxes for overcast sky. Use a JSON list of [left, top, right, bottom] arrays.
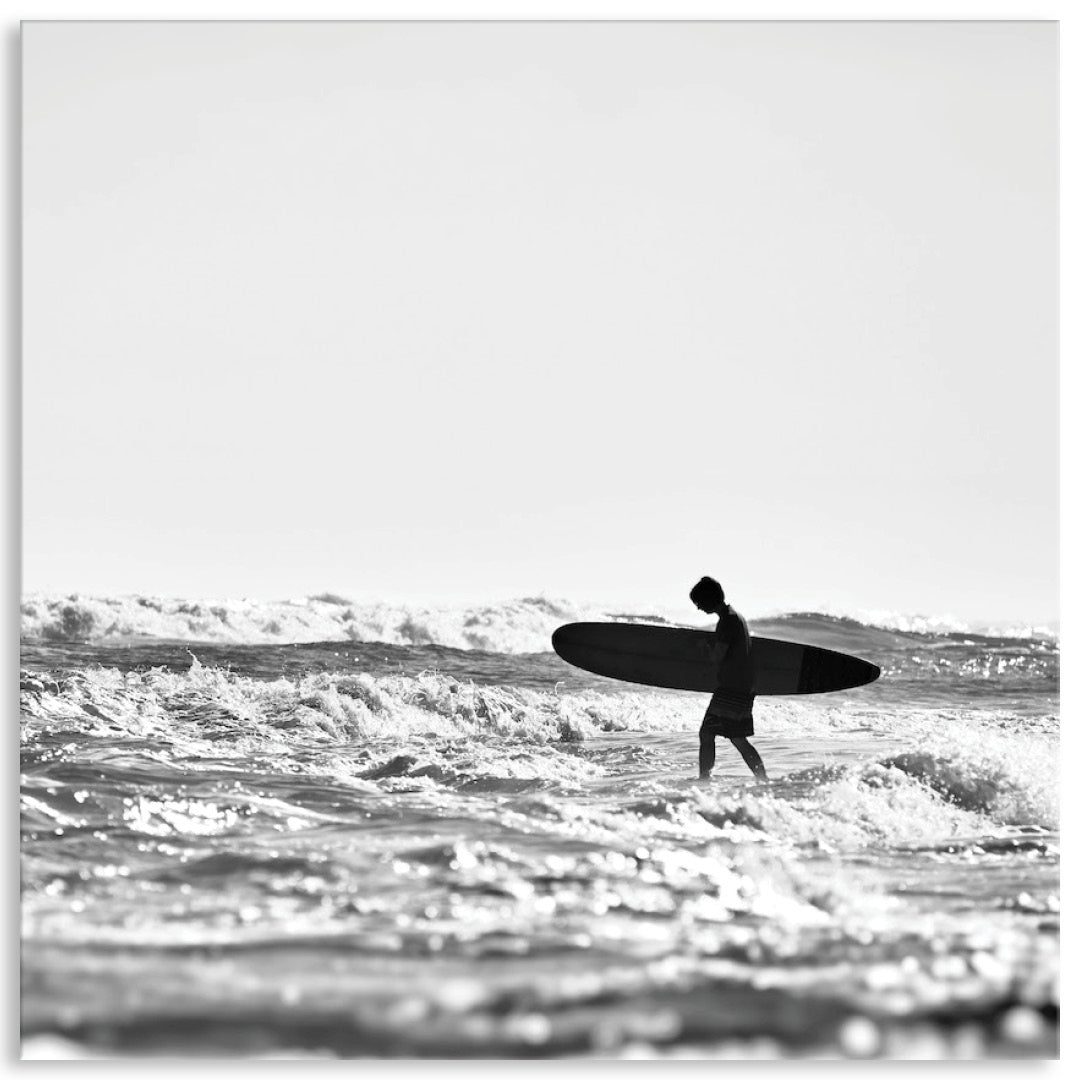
[[22, 20, 1058, 623]]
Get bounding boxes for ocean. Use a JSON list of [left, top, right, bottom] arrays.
[[19, 593, 1060, 1059]]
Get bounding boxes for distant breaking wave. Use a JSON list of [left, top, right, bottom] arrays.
[[19, 593, 1057, 651], [788, 605, 1059, 641], [19, 594, 630, 652]]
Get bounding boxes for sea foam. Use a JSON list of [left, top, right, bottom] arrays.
[[20, 592, 1056, 650], [19, 594, 616, 651]]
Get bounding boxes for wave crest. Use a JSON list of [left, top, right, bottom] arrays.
[[21, 593, 1056, 651], [20, 594, 613, 653]]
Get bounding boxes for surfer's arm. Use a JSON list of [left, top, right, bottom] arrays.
[[706, 636, 730, 665]]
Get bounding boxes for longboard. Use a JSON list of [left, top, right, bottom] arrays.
[[552, 622, 880, 695]]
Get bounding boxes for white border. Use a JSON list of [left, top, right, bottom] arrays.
[[4, 2, 1069, 1074]]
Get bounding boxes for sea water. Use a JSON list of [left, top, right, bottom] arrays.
[[19, 594, 1059, 1058]]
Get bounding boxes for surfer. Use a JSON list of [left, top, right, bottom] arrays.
[[690, 576, 768, 780]]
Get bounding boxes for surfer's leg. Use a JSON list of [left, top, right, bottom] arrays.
[[698, 721, 716, 778], [729, 736, 768, 780]]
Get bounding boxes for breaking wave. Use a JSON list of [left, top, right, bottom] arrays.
[[20, 661, 1057, 836], [20, 593, 1057, 651]]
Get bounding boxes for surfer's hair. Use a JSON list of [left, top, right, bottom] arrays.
[[690, 576, 725, 608]]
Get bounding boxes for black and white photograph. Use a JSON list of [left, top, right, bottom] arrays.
[[16, 10, 1061, 1061]]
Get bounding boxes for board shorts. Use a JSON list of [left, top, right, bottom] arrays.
[[700, 691, 755, 738]]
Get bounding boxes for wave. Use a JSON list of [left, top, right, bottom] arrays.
[[18, 658, 694, 751], [754, 609, 1058, 646], [19, 594, 616, 652], [20, 661, 1057, 834], [20, 593, 1057, 651]]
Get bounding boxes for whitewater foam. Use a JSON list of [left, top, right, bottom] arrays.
[[20, 658, 1057, 841], [18, 660, 698, 755], [19, 592, 1060, 1060], [21, 592, 1058, 650], [20, 593, 612, 651], [799, 604, 1058, 642]]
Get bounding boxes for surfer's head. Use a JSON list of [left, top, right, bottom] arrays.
[[690, 576, 725, 613]]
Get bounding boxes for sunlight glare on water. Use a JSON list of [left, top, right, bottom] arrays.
[[20, 598, 1059, 1058]]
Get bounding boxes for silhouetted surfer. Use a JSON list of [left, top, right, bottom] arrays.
[[690, 576, 768, 780]]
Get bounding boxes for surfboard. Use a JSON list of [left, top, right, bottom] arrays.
[[551, 622, 880, 695]]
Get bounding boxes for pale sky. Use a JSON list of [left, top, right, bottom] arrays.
[[22, 20, 1058, 623]]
